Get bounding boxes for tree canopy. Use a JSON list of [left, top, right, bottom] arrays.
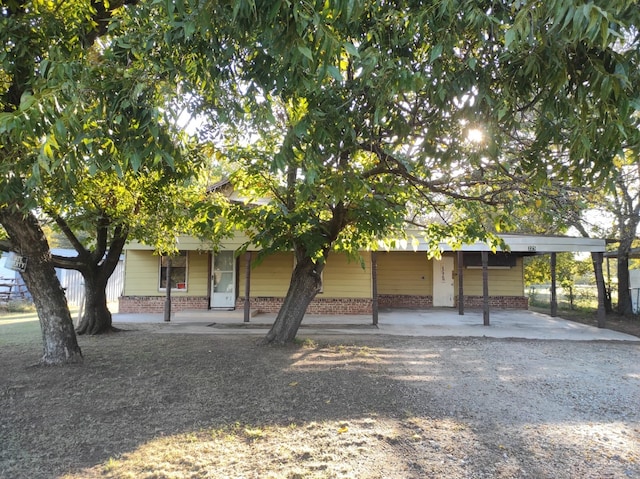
[[175, 0, 639, 342], [0, 0, 213, 361]]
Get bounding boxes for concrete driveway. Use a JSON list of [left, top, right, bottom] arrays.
[[113, 308, 639, 341]]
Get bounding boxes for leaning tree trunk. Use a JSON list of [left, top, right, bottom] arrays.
[[0, 208, 82, 364], [75, 270, 114, 335], [262, 256, 323, 345]]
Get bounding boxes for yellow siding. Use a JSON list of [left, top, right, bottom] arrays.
[[238, 252, 293, 297], [125, 247, 524, 299], [322, 252, 371, 298], [377, 251, 432, 295], [238, 252, 371, 298], [460, 257, 524, 296], [186, 251, 210, 296], [124, 250, 210, 297], [123, 250, 158, 296]]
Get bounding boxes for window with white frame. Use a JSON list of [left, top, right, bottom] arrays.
[[159, 251, 188, 290]]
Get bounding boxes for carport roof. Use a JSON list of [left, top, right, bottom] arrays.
[[385, 232, 606, 254]]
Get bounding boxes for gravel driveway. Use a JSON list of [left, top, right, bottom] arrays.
[[375, 337, 640, 478]]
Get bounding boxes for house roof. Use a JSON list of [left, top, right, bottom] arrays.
[[200, 179, 607, 254], [126, 232, 606, 254], [206, 177, 232, 193]]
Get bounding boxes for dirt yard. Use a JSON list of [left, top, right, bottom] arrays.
[[1, 323, 639, 479]]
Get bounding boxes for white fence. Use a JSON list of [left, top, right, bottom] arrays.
[[631, 270, 640, 314], [58, 261, 124, 307], [1, 250, 124, 307]]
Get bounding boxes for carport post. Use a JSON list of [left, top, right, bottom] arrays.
[[457, 251, 464, 315], [371, 251, 379, 326], [163, 256, 172, 322], [244, 252, 251, 323], [550, 252, 558, 317], [482, 251, 489, 326]]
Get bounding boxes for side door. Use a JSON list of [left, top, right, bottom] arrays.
[[432, 256, 455, 307], [210, 250, 235, 309]]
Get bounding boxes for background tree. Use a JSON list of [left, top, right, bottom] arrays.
[[525, 253, 593, 309], [44, 165, 211, 335], [605, 154, 640, 315], [32, 15, 213, 335], [535, 152, 640, 315]]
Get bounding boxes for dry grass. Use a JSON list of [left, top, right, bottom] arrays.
[[1, 318, 639, 479], [529, 305, 640, 338]]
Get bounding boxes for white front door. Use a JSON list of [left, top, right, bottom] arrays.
[[433, 256, 454, 307], [210, 251, 235, 309]]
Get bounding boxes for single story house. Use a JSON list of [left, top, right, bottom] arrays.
[[118, 232, 606, 315]]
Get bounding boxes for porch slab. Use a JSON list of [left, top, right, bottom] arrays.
[[112, 308, 639, 342]]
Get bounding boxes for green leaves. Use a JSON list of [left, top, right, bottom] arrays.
[[297, 45, 314, 61], [343, 41, 359, 58], [429, 44, 443, 62], [209, 0, 639, 269]]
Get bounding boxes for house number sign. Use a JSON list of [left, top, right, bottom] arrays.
[[5, 252, 27, 272]]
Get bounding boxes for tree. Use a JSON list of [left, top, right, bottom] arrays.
[[45, 166, 208, 335], [538, 151, 640, 315], [197, 1, 638, 344], [0, 0, 200, 360], [0, 0, 122, 364]]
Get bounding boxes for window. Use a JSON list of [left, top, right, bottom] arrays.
[[159, 251, 188, 290], [463, 252, 516, 269]]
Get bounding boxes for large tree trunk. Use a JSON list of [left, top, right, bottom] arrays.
[[0, 208, 82, 365], [75, 271, 114, 335], [262, 256, 323, 345]]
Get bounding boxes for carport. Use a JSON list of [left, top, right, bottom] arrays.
[[370, 234, 608, 328]]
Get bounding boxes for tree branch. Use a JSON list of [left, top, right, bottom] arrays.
[[50, 254, 84, 270], [358, 141, 516, 205], [82, 0, 140, 48], [51, 212, 89, 258], [100, 224, 129, 277], [0, 239, 14, 252], [93, 214, 110, 263]]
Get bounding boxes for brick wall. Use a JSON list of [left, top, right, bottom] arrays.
[[119, 296, 209, 313], [236, 297, 373, 315], [459, 295, 529, 309], [378, 294, 433, 309], [378, 294, 528, 310], [120, 294, 528, 314]]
